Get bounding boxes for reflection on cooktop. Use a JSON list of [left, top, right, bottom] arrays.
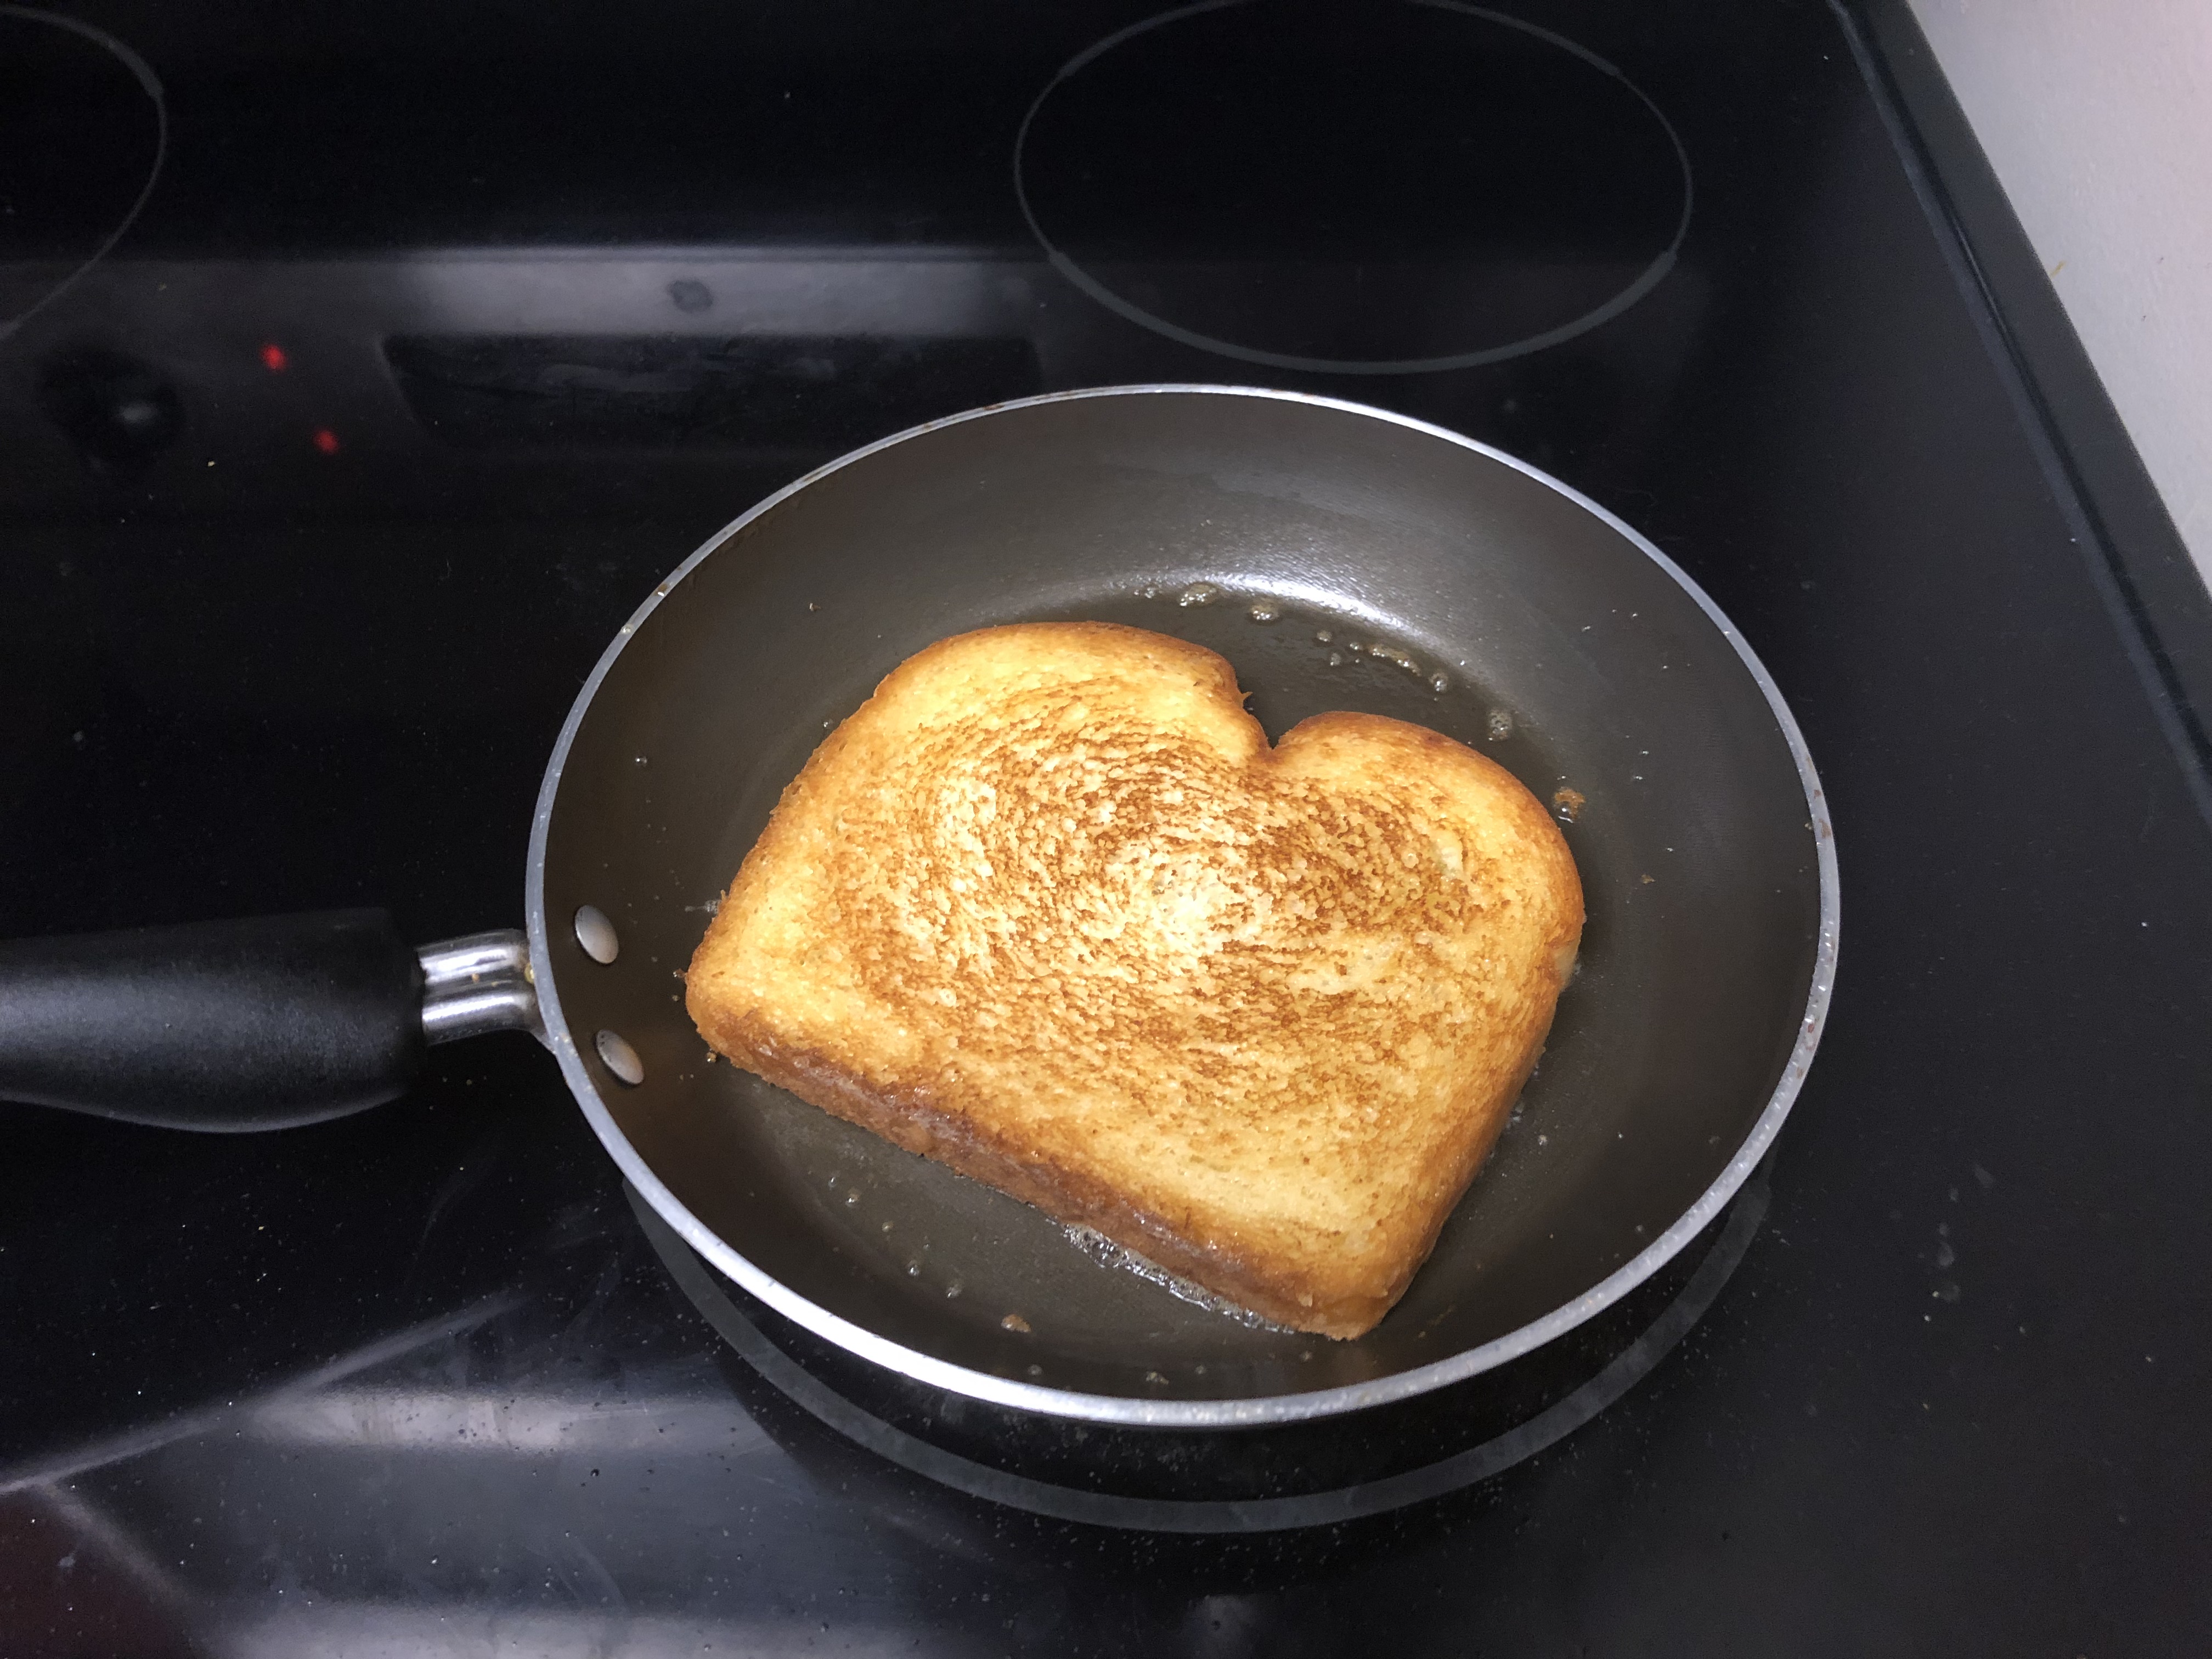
[[1015, 0, 1691, 373]]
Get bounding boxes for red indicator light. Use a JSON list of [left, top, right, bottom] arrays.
[[312, 428, 340, 455], [260, 343, 288, 372]]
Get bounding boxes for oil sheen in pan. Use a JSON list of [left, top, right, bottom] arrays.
[[1121, 580, 1543, 780], [1062, 1224, 1297, 1334]]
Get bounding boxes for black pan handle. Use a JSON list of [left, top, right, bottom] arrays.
[[0, 910, 448, 1132]]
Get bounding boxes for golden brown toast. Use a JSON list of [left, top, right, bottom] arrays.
[[685, 622, 1583, 1339]]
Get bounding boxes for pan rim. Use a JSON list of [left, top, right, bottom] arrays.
[[525, 383, 1841, 1427]]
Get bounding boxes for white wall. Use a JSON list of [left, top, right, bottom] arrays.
[[1908, 0, 2212, 587]]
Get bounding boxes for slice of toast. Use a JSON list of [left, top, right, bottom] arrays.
[[686, 622, 1583, 1339]]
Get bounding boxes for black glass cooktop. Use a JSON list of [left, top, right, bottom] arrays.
[[4, 0, 2210, 1651]]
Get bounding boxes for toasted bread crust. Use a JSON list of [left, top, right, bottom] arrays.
[[687, 622, 1583, 1339]]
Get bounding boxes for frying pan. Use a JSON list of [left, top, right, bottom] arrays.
[[0, 387, 1836, 1427]]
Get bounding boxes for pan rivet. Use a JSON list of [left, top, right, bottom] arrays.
[[595, 1029, 645, 1086], [574, 905, 620, 964]]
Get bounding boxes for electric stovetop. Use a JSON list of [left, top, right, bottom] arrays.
[[4, 1, 2210, 1651]]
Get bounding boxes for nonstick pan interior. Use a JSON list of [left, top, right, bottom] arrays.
[[529, 387, 1833, 1423]]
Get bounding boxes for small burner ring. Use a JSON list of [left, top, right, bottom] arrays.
[[0, 6, 168, 345]]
